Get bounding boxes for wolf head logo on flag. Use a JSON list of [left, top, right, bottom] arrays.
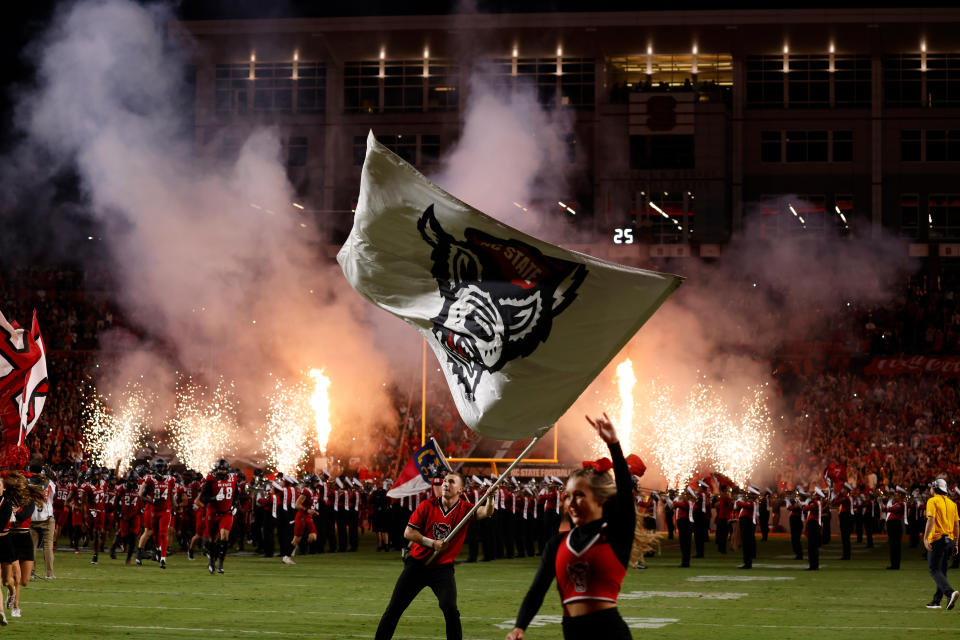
[[338, 132, 683, 440], [418, 204, 586, 399]]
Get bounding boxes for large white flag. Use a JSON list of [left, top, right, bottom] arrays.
[[338, 132, 683, 440]]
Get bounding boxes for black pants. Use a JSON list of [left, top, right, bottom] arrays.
[[541, 509, 559, 554], [929, 536, 955, 603], [839, 512, 853, 560], [855, 512, 863, 542], [807, 521, 821, 569], [261, 514, 276, 557], [375, 558, 461, 640], [693, 511, 707, 557], [789, 515, 803, 560], [513, 513, 526, 558], [320, 505, 337, 552], [759, 510, 769, 541], [251, 505, 264, 551], [664, 507, 674, 540], [561, 607, 631, 640], [277, 509, 292, 557], [887, 519, 903, 569], [499, 511, 515, 558], [865, 514, 874, 548], [739, 517, 755, 568], [821, 515, 831, 545], [347, 509, 359, 551], [677, 518, 692, 567], [337, 510, 349, 552], [716, 518, 728, 554]]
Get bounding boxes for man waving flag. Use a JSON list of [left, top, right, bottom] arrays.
[[339, 132, 682, 441]]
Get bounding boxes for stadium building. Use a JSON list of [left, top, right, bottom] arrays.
[[180, 8, 960, 265]]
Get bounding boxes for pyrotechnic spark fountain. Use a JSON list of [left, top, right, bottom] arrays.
[[309, 369, 332, 455], [168, 376, 238, 472], [263, 375, 314, 477], [600, 360, 774, 489], [81, 381, 151, 474], [615, 359, 637, 454]]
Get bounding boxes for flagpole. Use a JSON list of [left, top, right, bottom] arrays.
[[425, 426, 552, 565]]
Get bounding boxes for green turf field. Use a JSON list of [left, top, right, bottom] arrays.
[[11, 533, 960, 639]]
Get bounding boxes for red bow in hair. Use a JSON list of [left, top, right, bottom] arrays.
[[582, 457, 612, 473], [625, 454, 646, 478]]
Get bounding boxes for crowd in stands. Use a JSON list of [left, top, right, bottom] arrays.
[[8, 266, 960, 492]]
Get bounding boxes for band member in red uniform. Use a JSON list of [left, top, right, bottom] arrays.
[[80, 467, 107, 564], [288, 475, 319, 563], [734, 487, 759, 569], [803, 487, 824, 570], [110, 471, 142, 564], [197, 459, 238, 575], [693, 480, 711, 558], [786, 488, 805, 560], [137, 459, 177, 569], [715, 486, 733, 554], [53, 472, 73, 545], [834, 482, 854, 560], [375, 470, 494, 640], [885, 486, 908, 570], [675, 487, 695, 567], [506, 414, 635, 640]]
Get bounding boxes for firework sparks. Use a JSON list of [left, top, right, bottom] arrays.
[[615, 359, 637, 454], [263, 375, 314, 476], [81, 381, 151, 474], [309, 369, 332, 454], [168, 376, 238, 472], [601, 361, 774, 489]]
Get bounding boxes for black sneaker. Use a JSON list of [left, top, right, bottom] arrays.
[[208, 559, 216, 575], [160, 559, 166, 570], [187, 549, 194, 561], [90, 555, 98, 565], [947, 591, 960, 610], [926, 601, 942, 609], [135, 557, 142, 566]]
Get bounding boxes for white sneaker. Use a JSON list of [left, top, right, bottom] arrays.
[[10, 608, 20, 618], [948, 590, 960, 611], [281, 556, 295, 565]]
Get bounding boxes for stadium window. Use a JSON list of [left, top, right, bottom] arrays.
[[384, 60, 425, 113], [832, 130, 853, 162], [761, 131, 782, 162], [833, 56, 872, 108], [420, 135, 441, 164], [295, 62, 326, 114], [482, 57, 595, 109], [746, 56, 785, 108], [284, 136, 308, 167], [785, 131, 828, 162], [787, 55, 830, 108], [900, 194, 920, 237], [344, 61, 381, 114], [214, 64, 251, 116], [926, 55, 960, 108], [883, 55, 924, 107], [427, 62, 459, 112], [629, 135, 695, 170], [901, 130, 922, 161], [925, 130, 960, 162], [252, 63, 293, 114], [928, 194, 960, 238]]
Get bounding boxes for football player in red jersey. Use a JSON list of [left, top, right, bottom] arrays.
[[137, 459, 177, 569], [506, 414, 636, 640], [80, 468, 108, 564], [197, 459, 238, 575], [288, 475, 319, 563], [110, 471, 142, 564], [374, 470, 494, 640]]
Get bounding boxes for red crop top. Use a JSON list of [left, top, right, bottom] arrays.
[[555, 523, 627, 604]]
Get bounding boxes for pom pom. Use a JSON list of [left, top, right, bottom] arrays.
[[625, 454, 646, 478], [0, 445, 29, 471], [582, 457, 612, 473]]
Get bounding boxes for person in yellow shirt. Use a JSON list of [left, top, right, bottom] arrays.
[[924, 478, 960, 610]]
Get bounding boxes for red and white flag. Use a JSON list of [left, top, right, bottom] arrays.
[[0, 310, 48, 444]]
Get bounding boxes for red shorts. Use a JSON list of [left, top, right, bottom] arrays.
[[105, 511, 115, 530], [206, 511, 233, 535], [143, 504, 154, 524], [55, 506, 68, 527], [150, 510, 172, 535], [293, 511, 317, 537], [70, 509, 83, 527], [87, 509, 105, 531], [195, 509, 208, 537], [118, 515, 141, 538]]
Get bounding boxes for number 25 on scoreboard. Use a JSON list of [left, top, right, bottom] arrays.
[[613, 228, 634, 245]]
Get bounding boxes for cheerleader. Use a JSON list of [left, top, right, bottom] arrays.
[[506, 414, 636, 640], [10, 476, 45, 617]]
